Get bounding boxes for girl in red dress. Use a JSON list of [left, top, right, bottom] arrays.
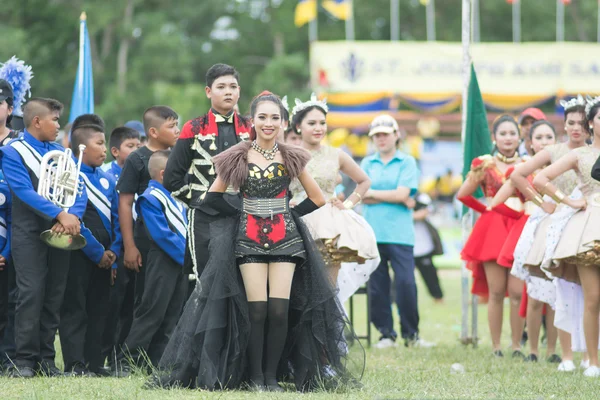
[[491, 121, 561, 363], [458, 115, 524, 357]]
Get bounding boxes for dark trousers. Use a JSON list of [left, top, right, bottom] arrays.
[[369, 243, 419, 340], [0, 264, 7, 343], [12, 224, 71, 368], [415, 255, 444, 300], [59, 250, 111, 372], [118, 242, 186, 367], [0, 259, 16, 367], [102, 256, 135, 366], [186, 209, 216, 278], [133, 219, 151, 314]]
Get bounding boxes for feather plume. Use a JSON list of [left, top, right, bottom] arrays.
[[0, 57, 33, 116]]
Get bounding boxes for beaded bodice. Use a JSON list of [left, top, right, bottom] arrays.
[[468, 155, 506, 197], [547, 143, 579, 195], [241, 163, 291, 199], [573, 146, 600, 198], [290, 145, 340, 203]]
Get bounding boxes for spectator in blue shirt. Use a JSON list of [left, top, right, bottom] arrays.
[[361, 115, 434, 349]]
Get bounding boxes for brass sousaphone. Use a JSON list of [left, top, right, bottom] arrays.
[[37, 144, 87, 250]]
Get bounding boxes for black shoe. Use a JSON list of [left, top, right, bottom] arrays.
[[96, 366, 112, 377], [265, 378, 284, 392], [112, 363, 131, 378], [547, 354, 562, 364], [520, 330, 528, 347], [512, 350, 526, 360], [65, 363, 96, 377], [7, 366, 35, 378], [525, 354, 538, 362], [492, 350, 504, 358], [38, 363, 63, 377]]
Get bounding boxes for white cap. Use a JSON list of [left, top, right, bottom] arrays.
[[368, 114, 399, 136]]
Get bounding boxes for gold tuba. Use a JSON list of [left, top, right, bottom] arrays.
[[37, 144, 87, 250]]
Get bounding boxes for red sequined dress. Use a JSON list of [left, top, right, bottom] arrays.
[[497, 168, 535, 268], [461, 156, 522, 296]]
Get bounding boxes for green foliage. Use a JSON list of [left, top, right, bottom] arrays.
[[1, 0, 598, 130]]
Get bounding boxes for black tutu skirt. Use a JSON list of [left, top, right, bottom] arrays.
[[150, 213, 365, 391]]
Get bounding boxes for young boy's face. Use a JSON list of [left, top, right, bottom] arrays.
[[37, 111, 61, 142], [112, 138, 141, 165], [153, 118, 179, 148], [206, 75, 240, 115], [82, 131, 107, 168]]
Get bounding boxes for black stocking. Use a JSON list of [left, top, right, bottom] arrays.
[[247, 301, 267, 386], [264, 298, 290, 387]]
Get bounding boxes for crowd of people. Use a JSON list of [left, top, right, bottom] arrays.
[[459, 97, 600, 377], [0, 62, 440, 391]]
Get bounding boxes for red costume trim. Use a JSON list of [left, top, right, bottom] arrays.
[[179, 110, 251, 139]]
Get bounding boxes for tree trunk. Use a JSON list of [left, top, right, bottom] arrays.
[[117, 0, 134, 96]]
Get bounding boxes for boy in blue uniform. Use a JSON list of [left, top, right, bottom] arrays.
[[101, 126, 141, 180], [100, 126, 140, 370], [59, 114, 122, 376], [0, 98, 87, 377], [115, 150, 187, 375]]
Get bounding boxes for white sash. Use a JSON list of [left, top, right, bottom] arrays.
[[80, 173, 112, 222], [11, 140, 42, 179], [150, 189, 187, 239], [0, 216, 6, 239]]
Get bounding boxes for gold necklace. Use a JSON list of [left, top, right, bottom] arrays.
[[495, 152, 519, 164]]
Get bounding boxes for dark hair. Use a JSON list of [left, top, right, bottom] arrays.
[[528, 120, 556, 141], [109, 126, 140, 150], [205, 63, 239, 88], [148, 149, 171, 180], [23, 97, 64, 128], [564, 104, 585, 122], [142, 105, 178, 134], [248, 91, 286, 140], [492, 114, 519, 136], [5, 97, 13, 125], [291, 105, 327, 135], [283, 126, 298, 141], [71, 114, 105, 156], [587, 103, 600, 127]]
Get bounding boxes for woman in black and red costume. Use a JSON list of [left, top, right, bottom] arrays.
[[457, 115, 525, 357], [152, 92, 364, 392]]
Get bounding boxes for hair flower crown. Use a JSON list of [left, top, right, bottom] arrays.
[[291, 93, 328, 116]]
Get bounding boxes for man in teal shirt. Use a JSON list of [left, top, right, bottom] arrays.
[[361, 115, 430, 349]]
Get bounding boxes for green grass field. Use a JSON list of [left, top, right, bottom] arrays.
[[2, 269, 593, 399]]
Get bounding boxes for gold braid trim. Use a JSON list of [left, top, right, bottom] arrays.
[[466, 155, 494, 182]]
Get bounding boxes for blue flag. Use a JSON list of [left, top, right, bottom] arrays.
[[69, 12, 94, 123]]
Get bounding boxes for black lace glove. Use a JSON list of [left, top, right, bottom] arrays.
[[291, 198, 319, 217], [203, 192, 239, 217]]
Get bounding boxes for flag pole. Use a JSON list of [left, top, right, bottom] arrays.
[[556, 0, 565, 42], [77, 12, 86, 104], [512, 0, 521, 43], [309, 17, 318, 42], [426, 0, 436, 41], [472, 0, 480, 43], [391, 0, 400, 41], [460, 0, 475, 347], [345, 0, 355, 41]]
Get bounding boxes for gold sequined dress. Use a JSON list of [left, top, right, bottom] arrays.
[[542, 146, 600, 283], [524, 143, 580, 272], [289, 145, 379, 265]]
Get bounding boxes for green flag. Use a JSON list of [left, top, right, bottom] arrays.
[[462, 63, 492, 199]]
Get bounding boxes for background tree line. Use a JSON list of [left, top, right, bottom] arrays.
[[0, 0, 597, 129]]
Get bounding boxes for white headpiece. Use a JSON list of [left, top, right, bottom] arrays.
[[282, 95, 289, 112], [291, 93, 328, 117], [586, 95, 600, 117], [560, 94, 585, 111]]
